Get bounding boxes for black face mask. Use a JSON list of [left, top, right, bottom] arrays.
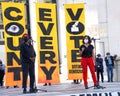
[[23, 37, 29, 42]]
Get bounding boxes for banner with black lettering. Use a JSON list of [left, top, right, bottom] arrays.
[[35, 3, 60, 83], [1, 2, 26, 86], [57, 92, 120, 96], [64, 3, 85, 80]]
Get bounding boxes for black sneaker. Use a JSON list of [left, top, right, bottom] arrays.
[[6, 86, 9, 89], [85, 86, 88, 89], [29, 88, 36, 93], [14, 86, 19, 88], [49, 83, 51, 86], [94, 85, 100, 89], [43, 83, 47, 86]]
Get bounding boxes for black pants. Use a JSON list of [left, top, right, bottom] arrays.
[[73, 79, 79, 83], [96, 69, 104, 82], [0, 70, 5, 86], [22, 62, 35, 89]]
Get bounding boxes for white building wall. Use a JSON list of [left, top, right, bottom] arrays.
[[98, 0, 120, 56], [107, 0, 120, 56], [97, 0, 109, 56]]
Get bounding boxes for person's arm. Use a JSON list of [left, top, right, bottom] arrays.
[[92, 49, 95, 63], [101, 58, 103, 66], [29, 45, 36, 62], [3, 64, 6, 74], [79, 50, 83, 57], [79, 45, 84, 57], [100, 58, 104, 69], [111, 56, 114, 67], [105, 57, 108, 66]]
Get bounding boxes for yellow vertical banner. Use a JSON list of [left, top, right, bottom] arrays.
[[1, 2, 26, 86], [35, 3, 60, 83], [64, 3, 85, 80]]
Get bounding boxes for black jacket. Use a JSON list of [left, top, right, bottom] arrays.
[[20, 42, 36, 64], [105, 56, 114, 67], [96, 57, 103, 70]]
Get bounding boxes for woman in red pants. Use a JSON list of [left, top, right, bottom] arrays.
[[79, 35, 100, 89]]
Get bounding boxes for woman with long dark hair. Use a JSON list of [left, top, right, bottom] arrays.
[[79, 35, 100, 89]]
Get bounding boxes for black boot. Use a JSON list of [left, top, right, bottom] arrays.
[[43, 83, 47, 86], [1, 81, 3, 86], [23, 88, 27, 94], [49, 83, 51, 86], [29, 88, 36, 93], [14, 85, 19, 88], [94, 84, 100, 89], [85, 86, 88, 89]]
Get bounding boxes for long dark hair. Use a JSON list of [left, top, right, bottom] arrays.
[[82, 35, 91, 44]]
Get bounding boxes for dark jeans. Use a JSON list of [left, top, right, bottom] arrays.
[[96, 69, 104, 82], [22, 62, 35, 89], [0, 70, 5, 86], [106, 65, 113, 82]]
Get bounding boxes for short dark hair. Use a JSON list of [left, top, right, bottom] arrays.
[[106, 52, 110, 55], [22, 33, 30, 39], [82, 35, 91, 44], [97, 54, 101, 57]]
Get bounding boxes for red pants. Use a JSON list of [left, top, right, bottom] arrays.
[[81, 57, 98, 86]]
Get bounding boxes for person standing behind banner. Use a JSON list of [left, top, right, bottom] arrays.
[[20, 33, 36, 93], [43, 83, 51, 86], [105, 52, 114, 82], [73, 79, 82, 84], [79, 35, 100, 89], [0, 60, 5, 87], [95, 54, 104, 83]]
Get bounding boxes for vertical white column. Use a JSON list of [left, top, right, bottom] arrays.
[[56, 0, 69, 83], [29, 0, 38, 84]]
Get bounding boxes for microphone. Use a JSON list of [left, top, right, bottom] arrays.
[[29, 36, 36, 43], [30, 39, 36, 43]]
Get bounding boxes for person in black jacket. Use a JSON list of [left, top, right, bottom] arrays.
[[20, 33, 36, 93], [96, 54, 104, 83], [105, 52, 114, 82]]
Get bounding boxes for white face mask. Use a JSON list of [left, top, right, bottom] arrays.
[[84, 39, 89, 44]]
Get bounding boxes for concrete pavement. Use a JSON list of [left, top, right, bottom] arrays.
[[0, 81, 120, 96]]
